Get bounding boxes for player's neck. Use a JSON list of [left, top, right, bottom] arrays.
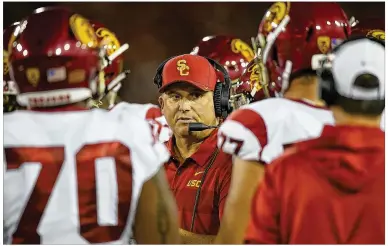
[[283, 76, 322, 105], [173, 136, 203, 163], [332, 106, 381, 128]]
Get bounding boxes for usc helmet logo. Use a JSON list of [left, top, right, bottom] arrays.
[[231, 39, 255, 62], [317, 36, 331, 54], [262, 2, 291, 33], [177, 59, 190, 76], [96, 27, 121, 56], [247, 63, 264, 91], [366, 29, 385, 41], [26, 68, 40, 87], [69, 14, 98, 48]]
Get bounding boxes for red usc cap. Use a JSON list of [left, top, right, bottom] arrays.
[[160, 54, 217, 92]]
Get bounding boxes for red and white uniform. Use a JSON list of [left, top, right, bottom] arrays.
[[110, 102, 172, 143], [4, 108, 170, 244], [218, 98, 334, 163]]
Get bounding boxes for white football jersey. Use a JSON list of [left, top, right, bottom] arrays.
[[218, 98, 334, 164], [110, 102, 172, 142], [4, 108, 170, 244]]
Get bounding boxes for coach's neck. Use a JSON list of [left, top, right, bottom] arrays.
[[173, 128, 214, 163]]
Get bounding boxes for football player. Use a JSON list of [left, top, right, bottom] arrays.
[[90, 20, 172, 142], [191, 35, 254, 107], [215, 2, 351, 244], [3, 22, 23, 113], [350, 17, 385, 131], [246, 36, 385, 245], [4, 7, 179, 244]]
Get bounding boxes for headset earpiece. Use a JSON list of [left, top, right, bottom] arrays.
[[153, 57, 173, 89], [205, 57, 232, 118]]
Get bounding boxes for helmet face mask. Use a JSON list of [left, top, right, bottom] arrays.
[[4, 22, 23, 112], [90, 21, 130, 109], [230, 92, 251, 110], [230, 57, 279, 108]]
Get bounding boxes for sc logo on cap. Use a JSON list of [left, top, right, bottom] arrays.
[[177, 59, 190, 76]]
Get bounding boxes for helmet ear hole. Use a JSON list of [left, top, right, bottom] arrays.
[[305, 26, 314, 42]]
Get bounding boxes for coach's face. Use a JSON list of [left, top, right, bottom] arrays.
[[159, 82, 219, 139]]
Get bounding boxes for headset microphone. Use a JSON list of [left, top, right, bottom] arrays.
[[188, 123, 218, 132]]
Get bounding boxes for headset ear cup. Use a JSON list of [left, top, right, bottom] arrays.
[[221, 79, 232, 117], [153, 73, 161, 88], [213, 82, 223, 117], [206, 57, 232, 118]]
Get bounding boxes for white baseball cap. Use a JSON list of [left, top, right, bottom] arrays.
[[332, 38, 385, 100]]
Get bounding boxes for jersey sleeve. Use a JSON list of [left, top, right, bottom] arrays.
[[145, 105, 163, 120], [145, 106, 172, 143], [118, 115, 170, 182], [153, 115, 172, 143], [218, 108, 268, 161]]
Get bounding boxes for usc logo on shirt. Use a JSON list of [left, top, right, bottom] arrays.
[[187, 180, 201, 188]]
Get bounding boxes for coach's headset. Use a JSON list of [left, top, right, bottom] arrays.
[[153, 55, 233, 119], [317, 36, 385, 107]]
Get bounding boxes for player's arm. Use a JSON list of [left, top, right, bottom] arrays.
[[119, 114, 179, 244], [215, 109, 267, 244], [215, 158, 265, 244], [134, 167, 180, 244]]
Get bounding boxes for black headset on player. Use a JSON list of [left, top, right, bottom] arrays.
[[153, 55, 233, 119], [317, 36, 385, 107]]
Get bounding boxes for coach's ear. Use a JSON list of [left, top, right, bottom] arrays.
[[158, 95, 165, 110]]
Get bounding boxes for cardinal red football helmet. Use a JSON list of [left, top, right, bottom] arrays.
[[256, 2, 351, 96], [351, 17, 384, 41], [230, 59, 279, 109], [4, 22, 21, 112], [8, 7, 102, 108], [191, 35, 254, 84]]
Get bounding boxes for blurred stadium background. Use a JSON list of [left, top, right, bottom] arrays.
[[4, 2, 385, 105]]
